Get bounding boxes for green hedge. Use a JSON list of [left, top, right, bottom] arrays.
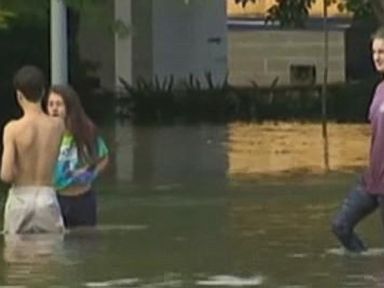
[[0, 15, 379, 127], [115, 76, 380, 124]]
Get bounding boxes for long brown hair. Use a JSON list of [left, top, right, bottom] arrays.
[[49, 85, 98, 163]]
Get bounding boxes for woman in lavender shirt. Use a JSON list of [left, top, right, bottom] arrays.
[[332, 27, 384, 252]]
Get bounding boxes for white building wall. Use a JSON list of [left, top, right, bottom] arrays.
[[152, 0, 228, 86], [78, 0, 228, 88], [115, 0, 132, 87]]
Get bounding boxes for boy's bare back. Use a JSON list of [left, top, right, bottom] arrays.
[[2, 113, 64, 186]]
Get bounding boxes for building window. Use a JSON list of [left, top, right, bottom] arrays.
[[290, 65, 316, 85]]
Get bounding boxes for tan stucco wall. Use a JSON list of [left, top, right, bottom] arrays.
[[228, 29, 345, 87]]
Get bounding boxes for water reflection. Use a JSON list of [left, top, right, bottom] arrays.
[[2, 233, 64, 286], [114, 124, 228, 183], [112, 122, 370, 183], [228, 122, 370, 175]]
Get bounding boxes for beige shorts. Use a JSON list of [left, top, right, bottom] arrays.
[[3, 186, 64, 234]]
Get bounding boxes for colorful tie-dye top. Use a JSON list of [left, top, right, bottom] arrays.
[[54, 132, 109, 190]]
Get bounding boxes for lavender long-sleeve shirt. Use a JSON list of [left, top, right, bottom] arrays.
[[363, 81, 384, 194]]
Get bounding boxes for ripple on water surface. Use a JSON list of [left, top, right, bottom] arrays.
[[326, 247, 384, 257], [196, 275, 263, 286]]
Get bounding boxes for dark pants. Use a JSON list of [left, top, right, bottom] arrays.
[[331, 177, 384, 252], [57, 189, 97, 228]]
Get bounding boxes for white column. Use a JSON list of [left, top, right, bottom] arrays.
[[115, 0, 132, 87], [51, 0, 68, 85]]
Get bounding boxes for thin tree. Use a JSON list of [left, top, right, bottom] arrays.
[[321, 0, 330, 171]]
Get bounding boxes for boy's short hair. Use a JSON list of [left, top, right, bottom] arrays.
[[372, 26, 384, 41], [13, 65, 46, 103]]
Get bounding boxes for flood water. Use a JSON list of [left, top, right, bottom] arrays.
[[1, 122, 384, 288]]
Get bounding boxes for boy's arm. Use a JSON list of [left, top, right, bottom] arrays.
[[1, 122, 17, 183]]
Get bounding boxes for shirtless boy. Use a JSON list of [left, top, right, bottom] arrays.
[[0, 65, 65, 234]]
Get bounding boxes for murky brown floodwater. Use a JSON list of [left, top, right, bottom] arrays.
[[0, 122, 381, 288], [113, 122, 370, 183]]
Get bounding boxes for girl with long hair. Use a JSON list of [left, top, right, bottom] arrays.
[[46, 85, 109, 228]]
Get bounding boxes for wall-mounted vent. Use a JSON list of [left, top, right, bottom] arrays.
[[290, 65, 316, 85]]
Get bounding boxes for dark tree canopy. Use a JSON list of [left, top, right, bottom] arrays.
[[0, 0, 381, 29], [235, 0, 381, 27]]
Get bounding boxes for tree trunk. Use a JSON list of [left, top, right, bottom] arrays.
[[322, 0, 330, 172]]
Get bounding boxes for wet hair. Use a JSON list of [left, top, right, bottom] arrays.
[[13, 65, 45, 103], [49, 85, 99, 163], [372, 26, 384, 41]]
